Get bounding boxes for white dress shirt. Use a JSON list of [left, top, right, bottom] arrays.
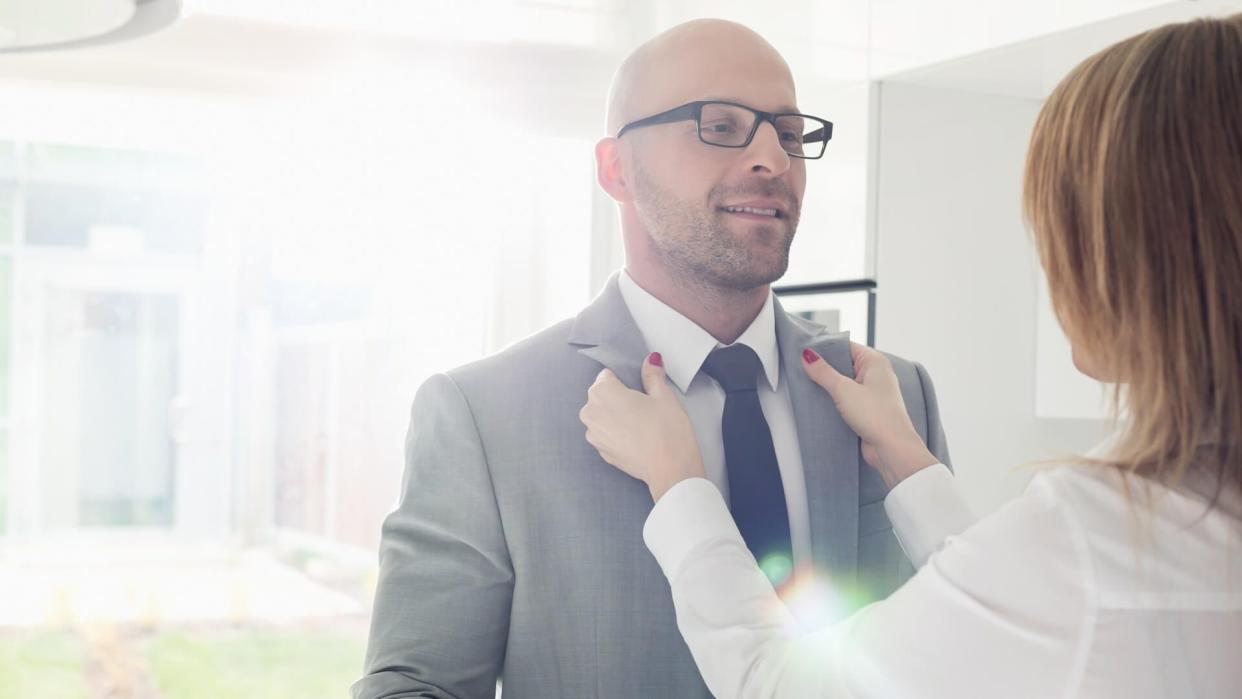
[[644, 463, 1242, 698], [617, 270, 812, 574]]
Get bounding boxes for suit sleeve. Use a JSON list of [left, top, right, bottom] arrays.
[[352, 373, 514, 699]]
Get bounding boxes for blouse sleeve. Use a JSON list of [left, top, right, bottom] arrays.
[[643, 474, 1093, 698], [883, 464, 978, 568]]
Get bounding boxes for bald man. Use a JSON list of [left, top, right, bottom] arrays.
[[354, 19, 950, 699]]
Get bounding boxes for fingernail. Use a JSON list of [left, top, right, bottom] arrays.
[[802, 348, 819, 364], [649, 352, 664, 367]]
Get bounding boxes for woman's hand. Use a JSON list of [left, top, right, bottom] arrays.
[[580, 353, 706, 501], [802, 343, 938, 488]]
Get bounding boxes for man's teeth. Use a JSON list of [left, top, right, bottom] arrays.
[[723, 206, 778, 217]]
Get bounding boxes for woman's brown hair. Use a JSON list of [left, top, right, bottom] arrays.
[[1023, 13, 1242, 504]]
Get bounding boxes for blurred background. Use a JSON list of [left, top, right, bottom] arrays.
[[0, 0, 1238, 696]]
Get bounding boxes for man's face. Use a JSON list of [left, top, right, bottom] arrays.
[[623, 57, 807, 291]]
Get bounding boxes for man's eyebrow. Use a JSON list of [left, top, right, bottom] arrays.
[[701, 96, 801, 113]]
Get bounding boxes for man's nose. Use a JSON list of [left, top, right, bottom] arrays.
[[742, 120, 792, 176]]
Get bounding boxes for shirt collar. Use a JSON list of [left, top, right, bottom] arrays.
[[618, 269, 780, 394]]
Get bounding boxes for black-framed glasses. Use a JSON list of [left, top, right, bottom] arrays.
[[616, 100, 833, 160]]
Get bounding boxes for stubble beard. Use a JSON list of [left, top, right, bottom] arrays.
[[631, 157, 800, 293]]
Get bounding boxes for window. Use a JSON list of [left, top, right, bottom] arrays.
[[23, 144, 206, 255]]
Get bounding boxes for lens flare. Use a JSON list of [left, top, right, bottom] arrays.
[[759, 553, 794, 588]]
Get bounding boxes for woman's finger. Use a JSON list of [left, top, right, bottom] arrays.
[[640, 352, 670, 397], [592, 367, 617, 388], [588, 369, 632, 408], [848, 341, 869, 365]]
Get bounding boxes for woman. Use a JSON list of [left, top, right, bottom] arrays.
[[580, 13, 1242, 698]]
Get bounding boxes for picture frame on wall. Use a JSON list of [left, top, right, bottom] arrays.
[[773, 279, 876, 347]]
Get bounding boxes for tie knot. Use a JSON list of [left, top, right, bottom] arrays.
[[700, 344, 763, 393]]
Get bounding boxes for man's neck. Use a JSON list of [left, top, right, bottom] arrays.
[[624, 265, 769, 346]]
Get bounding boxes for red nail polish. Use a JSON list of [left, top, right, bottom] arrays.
[[649, 352, 664, 367], [802, 348, 819, 364]]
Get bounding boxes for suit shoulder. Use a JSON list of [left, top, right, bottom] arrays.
[[877, 350, 938, 413], [444, 316, 578, 388], [879, 350, 925, 379]]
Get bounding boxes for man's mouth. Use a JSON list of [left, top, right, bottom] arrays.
[[719, 205, 783, 219]]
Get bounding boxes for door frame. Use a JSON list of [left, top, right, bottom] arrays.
[[9, 248, 207, 538]]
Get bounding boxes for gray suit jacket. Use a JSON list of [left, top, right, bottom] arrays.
[[353, 274, 951, 698]]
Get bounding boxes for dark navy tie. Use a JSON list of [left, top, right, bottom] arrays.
[[700, 344, 794, 584]]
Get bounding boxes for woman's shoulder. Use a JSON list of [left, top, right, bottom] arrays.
[[1032, 462, 1241, 529], [1028, 463, 1242, 606], [1028, 464, 1132, 515]]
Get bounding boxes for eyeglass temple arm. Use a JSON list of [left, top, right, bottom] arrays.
[[616, 103, 701, 138], [803, 125, 832, 143]]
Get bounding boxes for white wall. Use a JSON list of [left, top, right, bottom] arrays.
[[782, 80, 877, 286], [873, 82, 1111, 513]]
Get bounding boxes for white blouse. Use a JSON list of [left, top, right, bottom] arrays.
[[643, 464, 1242, 698]]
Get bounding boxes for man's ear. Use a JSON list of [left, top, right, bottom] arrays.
[[595, 137, 632, 204]]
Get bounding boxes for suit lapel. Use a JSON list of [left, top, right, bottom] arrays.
[[568, 273, 648, 390], [774, 298, 861, 584]]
